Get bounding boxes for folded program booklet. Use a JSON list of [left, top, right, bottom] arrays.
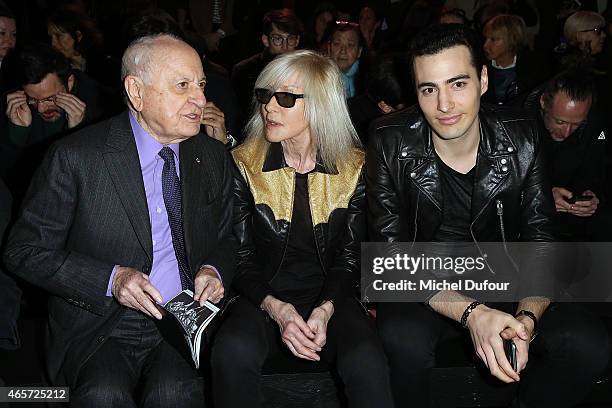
[[162, 289, 220, 369]]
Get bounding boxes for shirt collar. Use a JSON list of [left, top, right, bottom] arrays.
[[129, 111, 180, 167], [491, 55, 517, 69], [261, 142, 337, 174]]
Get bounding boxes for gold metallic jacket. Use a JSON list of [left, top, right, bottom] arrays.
[[231, 137, 365, 308]]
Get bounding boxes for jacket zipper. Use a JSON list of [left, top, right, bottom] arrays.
[[496, 199, 507, 243], [496, 199, 519, 273]]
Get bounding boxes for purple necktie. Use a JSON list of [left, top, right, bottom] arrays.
[[158, 147, 193, 290]]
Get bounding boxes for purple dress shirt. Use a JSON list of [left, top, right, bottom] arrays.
[[106, 113, 188, 303]]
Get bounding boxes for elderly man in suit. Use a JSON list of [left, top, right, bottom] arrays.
[[4, 34, 235, 407]]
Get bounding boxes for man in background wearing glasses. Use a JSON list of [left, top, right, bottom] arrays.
[[231, 8, 303, 125], [5, 43, 106, 145], [3, 43, 107, 203]]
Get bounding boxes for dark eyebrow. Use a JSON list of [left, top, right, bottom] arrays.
[[416, 81, 437, 89], [446, 74, 470, 84], [417, 74, 471, 89]]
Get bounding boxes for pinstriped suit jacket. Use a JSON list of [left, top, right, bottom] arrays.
[[4, 111, 236, 386]]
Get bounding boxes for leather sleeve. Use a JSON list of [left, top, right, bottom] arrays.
[[319, 172, 366, 305], [230, 161, 275, 308], [518, 128, 559, 300], [519, 130, 557, 242], [199, 146, 238, 289], [365, 128, 404, 242]]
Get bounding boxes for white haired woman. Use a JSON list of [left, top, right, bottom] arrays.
[[564, 10, 607, 56], [558, 10, 608, 73], [211, 49, 393, 408]]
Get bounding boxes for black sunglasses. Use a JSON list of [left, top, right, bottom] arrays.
[[254, 88, 304, 108]]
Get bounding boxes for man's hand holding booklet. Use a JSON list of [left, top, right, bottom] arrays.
[[162, 289, 220, 369]]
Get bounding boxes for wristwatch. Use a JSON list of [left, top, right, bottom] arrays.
[[515, 309, 538, 340], [225, 132, 237, 148]]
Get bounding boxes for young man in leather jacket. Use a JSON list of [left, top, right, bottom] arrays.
[[366, 24, 609, 408]]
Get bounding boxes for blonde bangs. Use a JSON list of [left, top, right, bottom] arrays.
[[244, 50, 360, 172]]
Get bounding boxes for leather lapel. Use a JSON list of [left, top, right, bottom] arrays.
[[410, 157, 442, 211], [401, 124, 443, 211], [470, 111, 516, 223], [103, 113, 153, 262], [470, 152, 509, 222]]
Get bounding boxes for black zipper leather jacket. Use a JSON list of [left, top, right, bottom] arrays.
[[366, 104, 558, 299], [231, 137, 365, 308]]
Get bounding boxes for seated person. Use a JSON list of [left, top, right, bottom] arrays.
[[46, 9, 119, 87], [122, 10, 241, 146], [5, 44, 105, 144], [0, 6, 17, 93], [524, 68, 611, 241], [0, 6, 16, 60], [326, 20, 366, 99], [3, 34, 233, 406], [211, 50, 393, 408], [558, 11, 608, 70], [4, 43, 108, 203], [367, 24, 610, 408], [231, 9, 303, 122], [482, 14, 550, 106]]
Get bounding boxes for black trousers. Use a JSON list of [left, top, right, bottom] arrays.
[[377, 302, 610, 408], [70, 309, 204, 408], [211, 297, 394, 408]]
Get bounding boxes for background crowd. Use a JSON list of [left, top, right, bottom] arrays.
[[0, 0, 611, 201]]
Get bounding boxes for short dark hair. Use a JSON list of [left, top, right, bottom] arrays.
[[409, 23, 485, 80], [542, 68, 597, 108], [262, 8, 303, 36], [18, 43, 72, 87]]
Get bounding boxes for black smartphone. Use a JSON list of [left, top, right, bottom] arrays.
[[566, 194, 594, 204], [504, 339, 517, 372]]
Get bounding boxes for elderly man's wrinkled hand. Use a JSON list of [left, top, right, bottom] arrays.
[[194, 267, 224, 305], [112, 266, 163, 319]]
